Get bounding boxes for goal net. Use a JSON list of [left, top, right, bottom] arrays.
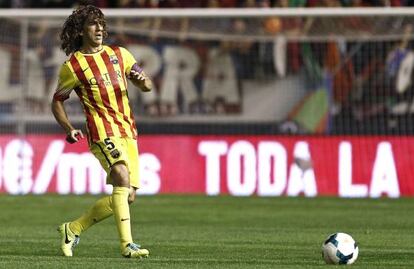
[[0, 8, 413, 135]]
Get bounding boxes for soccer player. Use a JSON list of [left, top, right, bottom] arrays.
[[51, 5, 152, 258]]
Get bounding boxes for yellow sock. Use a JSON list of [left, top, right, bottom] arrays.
[[69, 196, 113, 235], [112, 186, 133, 249]]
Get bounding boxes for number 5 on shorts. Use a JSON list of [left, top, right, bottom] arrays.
[[104, 138, 115, 150]]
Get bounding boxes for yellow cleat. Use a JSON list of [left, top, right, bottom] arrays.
[[122, 243, 149, 259], [57, 222, 80, 257]]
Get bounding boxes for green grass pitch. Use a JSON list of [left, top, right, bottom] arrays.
[[0, 195, 413, 268]]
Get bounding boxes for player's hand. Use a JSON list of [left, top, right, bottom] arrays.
[[128, 69, 146, 82], [65, 129, 84, 144], [128, 69, 152, 92]]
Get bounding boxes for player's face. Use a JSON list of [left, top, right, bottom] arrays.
[[81, 17, 104, 49]]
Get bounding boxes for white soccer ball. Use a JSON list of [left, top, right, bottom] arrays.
[[321, 232, 359, 265]]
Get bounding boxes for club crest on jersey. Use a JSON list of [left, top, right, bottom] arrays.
[[109, 55, 119, 64], [110, 149, 121, 159]]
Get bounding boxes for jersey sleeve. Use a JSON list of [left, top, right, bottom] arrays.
[[120, 47, 141, 75], [53, 63, 79, 101]]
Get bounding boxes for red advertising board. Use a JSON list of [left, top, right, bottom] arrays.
[[0, 135, 413, 197]]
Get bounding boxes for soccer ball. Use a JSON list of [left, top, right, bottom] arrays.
[[321, 232, 359, 265]]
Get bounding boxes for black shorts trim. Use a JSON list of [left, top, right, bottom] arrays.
[[94, 142, 112, 167]]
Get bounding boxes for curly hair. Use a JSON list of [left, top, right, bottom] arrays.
[[60, 5, 108, 56]]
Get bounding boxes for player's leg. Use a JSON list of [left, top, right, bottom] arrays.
[[69, 195, 113, 235], [57, 140, 117, 257], [111, 162, 133, 247], [58, 197, 113, 257], [106, 137, 148, 258], [68, 181, 138, 237], [111, 162, 149, 258], [58, 195, 113, 254], [67, 184, 139, 233]]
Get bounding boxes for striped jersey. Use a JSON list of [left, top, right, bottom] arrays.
[[53, 45, 138, 143]]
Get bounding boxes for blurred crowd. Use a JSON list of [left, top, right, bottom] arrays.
[[1, 0, 414, 8]]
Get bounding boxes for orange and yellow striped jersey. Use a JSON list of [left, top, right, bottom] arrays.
[[53, 45, 138, 143]]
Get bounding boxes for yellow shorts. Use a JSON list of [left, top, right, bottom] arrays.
[[90, 137, 140, 189]]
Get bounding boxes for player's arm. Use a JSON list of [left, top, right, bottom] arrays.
[[51, 63, 84, 144], [121, 47, 153, 92], [51, 99, 83, 144], [127, 63, 153, 92]]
